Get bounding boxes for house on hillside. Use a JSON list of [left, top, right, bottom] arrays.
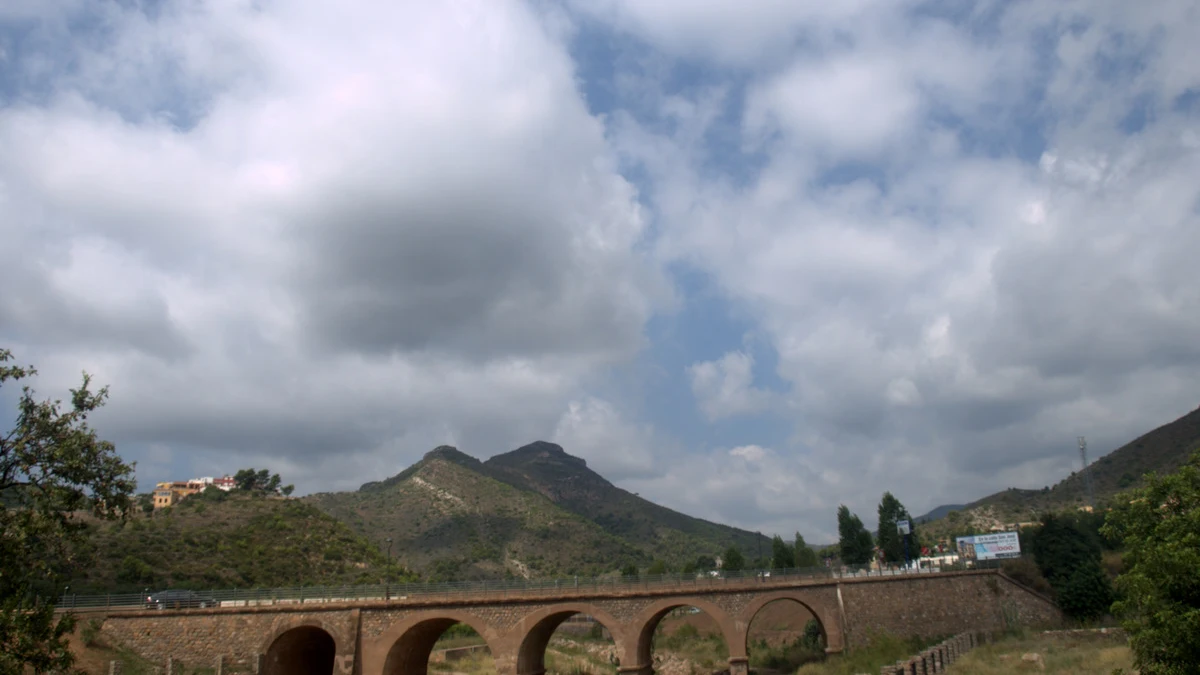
[[152, 475, 236, 509]]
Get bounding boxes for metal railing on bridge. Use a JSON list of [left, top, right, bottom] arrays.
[[54, 557, 1010, 613]]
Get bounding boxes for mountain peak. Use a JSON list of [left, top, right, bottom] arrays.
[[496, 441, 587, 468], [359, 445, 481, 491], [423, 445, 481, 466]]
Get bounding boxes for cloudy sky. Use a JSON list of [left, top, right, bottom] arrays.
[[2, 0, 1198, 542]]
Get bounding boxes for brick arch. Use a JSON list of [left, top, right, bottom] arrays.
[[739, 591, 843, 654], [511, 603, 626, 675], [631, 597, 741, 671], [370, 610, 498, 675], [262, 620, 338, 675], [260, 616, 342, 660]]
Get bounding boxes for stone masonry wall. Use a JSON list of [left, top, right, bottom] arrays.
[[839, 572, 1061, 648], [101, 607, 359, 668]]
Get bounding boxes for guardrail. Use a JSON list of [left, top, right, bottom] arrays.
[[54, 558, 1012, 613]]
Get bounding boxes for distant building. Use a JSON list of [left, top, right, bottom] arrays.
[[152, 475, 236, 509]]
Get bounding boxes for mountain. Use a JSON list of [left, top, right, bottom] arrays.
[[305, 442, 770, 580], [915, 504, 967, 523], [67, 491, 412, 594], [306, 445, 647, 580], [483, 441, 769, 560], [923, 404, 1200, 532]]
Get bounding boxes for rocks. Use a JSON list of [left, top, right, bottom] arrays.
[[1020, 652, 1045, 670]]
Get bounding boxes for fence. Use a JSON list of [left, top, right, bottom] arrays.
[[53, 557, 1016, 613]]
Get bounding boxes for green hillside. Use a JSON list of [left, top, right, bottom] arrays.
[[921, 404, 1200, 536], [483, 441, 770, 562], [305, 446, 648, 580], [67, 491, 413, 593]]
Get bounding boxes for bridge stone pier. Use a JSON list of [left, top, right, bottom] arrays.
[[96, 570, 1059, 675]]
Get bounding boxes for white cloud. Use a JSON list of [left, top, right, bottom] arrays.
[[551, 396, 664, 481], [688, 351, 777, 420], [0, 0, 668, 492], [599, 0, 1200, 535]]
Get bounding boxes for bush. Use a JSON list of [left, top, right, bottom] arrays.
[[81, 619, 104, 647], [1057, 561, 1113, 621], [1001, 557, 1055, 597]]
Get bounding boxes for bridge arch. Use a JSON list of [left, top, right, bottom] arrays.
[[740, 591, 843, 654], [631, 597, 741, 672], [513, 603, 626, 675], [262, 622, 337, 675], [375, 610, 497, 675]]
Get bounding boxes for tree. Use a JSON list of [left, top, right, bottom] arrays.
[[876, 492, 919, 564], [1, 349, 135, 674], [1028, 512, 1112, 620], [1102, 451, 1200, 674], [794, 532, 818, 568], [233, 468, 285, 494], [837, 505, 874, 565], [695, 555, 716, 571], [722, 546, 745, 572], [771, 534, 796, 569]]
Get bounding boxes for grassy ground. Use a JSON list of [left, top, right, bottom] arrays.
[[947, 630, 1131, 674], [793, 634, 939, 675]]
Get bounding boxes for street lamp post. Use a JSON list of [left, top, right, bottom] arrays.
[[384, 537, 393, 601]]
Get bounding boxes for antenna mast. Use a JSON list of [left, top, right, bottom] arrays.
[[1078, 436, 1095, 509]]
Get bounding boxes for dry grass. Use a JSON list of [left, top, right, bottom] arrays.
[[947, 631, 1132, 674]]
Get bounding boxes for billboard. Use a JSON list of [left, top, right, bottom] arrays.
[[956, 531, 1021, 561]]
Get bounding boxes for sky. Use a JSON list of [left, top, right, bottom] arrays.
[[2, 0, 1198, 543]]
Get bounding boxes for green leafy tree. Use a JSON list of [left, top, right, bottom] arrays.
[[837, 505, 874, 565], [233, 468, 286, 494], [1028, 512, 1112, 620], [136, 492, 154, 514], [647, 559, 668, 575], [722, 546, 745, 572], [794, 532, 818, 568], [695, 555, 716, 571], [771, 534, 796, 569], [0, 349, 135, 674], [620, 563, 639, 578], [1102, 451, 1200, 674], [876, 492, 919, 564]]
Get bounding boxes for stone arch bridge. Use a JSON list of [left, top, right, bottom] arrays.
[[98, 570, 1058, 675]]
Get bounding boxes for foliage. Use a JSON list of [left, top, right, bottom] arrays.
[[794, 532, 818, 568], [1056, 562, 1114, 621], [136, 493, 154, 514], [68, 493, 418, 592], [1027, 512, 1113, 620], [646, 559, 667, 575], [0, 349, 136, 674], [1102, 450, 1200, 674], [232, 468, 292, 496], [794, 632, 935, 675], [722, 546, 745, 572], [771, 534, 795, 569], [876, 492, 919, 564], [836, 505, 873, 565], [80, 619, 103, 648], [620, 563, 638, 578], [1000, 556, 1055, 597]]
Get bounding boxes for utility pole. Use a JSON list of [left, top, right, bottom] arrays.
[[1078, 436, 1095, 510]]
